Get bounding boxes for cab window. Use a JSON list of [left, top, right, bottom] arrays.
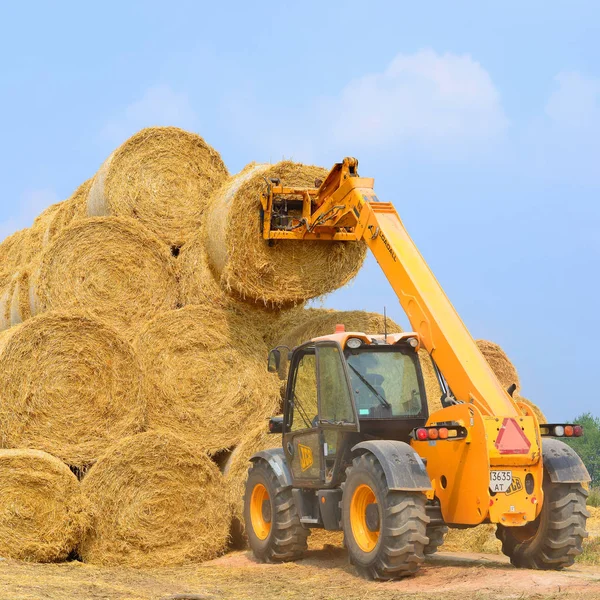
[[317, 344, 355, 424], [289, 350, 318, 431], [346, 350, 424, 418]]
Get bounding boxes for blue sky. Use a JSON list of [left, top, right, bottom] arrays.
[[0, 1, 598, 421]]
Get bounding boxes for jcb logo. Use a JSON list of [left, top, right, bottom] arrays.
[[506, 477, 523, 496], [298, 444, 314, 472]]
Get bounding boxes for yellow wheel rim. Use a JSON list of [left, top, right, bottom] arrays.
[[350, 483, 380, 552], [250, 483, 271, 541]]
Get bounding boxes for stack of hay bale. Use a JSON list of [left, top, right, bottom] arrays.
[[0, 126, 544, 566]]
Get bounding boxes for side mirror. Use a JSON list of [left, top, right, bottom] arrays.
[[268, 416, 284, 434], [268, 349, 281, 373]]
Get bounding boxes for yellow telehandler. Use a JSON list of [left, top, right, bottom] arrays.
[[244, 158, 590, 579]]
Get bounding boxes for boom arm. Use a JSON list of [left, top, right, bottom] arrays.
[[261, 158, 518, 418]]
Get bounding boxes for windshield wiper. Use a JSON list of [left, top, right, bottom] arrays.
[[348, 364, 392, 410]]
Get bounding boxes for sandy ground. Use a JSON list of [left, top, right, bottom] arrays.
[[1, 546, 599, 600]]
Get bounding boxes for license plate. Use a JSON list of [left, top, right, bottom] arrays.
[[490, 470, 513, 493]]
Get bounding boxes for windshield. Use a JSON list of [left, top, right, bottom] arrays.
[[346, 349, 424, 418]]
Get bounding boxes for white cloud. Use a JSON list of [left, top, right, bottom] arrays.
[[523, 71, 600, 183], [325, 50, 509, 152], [100, 85, 199, 145], [0, 188, 60, 241]]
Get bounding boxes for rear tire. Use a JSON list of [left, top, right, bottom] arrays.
[[341, 453, 429, 580], [244, 460, 309, 562], [424, 525, 448, 555], [496, 479, 589, 570]]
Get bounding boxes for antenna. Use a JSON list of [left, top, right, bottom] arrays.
[[384, 307, 388, 342]]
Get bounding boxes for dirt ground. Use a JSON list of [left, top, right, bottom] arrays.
[[1, 546, 599, 600]]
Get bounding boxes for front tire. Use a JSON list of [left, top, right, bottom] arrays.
[[244, 460, 308, 562], [342, 453, 429, 580], [496, 479, 589, 569]]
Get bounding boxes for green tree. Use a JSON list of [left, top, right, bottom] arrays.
[[563, 413, 600, 487]]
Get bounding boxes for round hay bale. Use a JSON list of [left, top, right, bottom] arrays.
[[43, 181, 90, 246], [0, 228, 29, 272], [204, 162, 367, 308], [9, 263, 36, 326], [80, 431, 230, 567], [275, 308, 443, 415], [134, 305, 281, 454], [0, 313, 144, 468], [223, 423, 280, 529], [0, 271, 16, 331], [23, 202, 63, 263], [476, 339, 521, 392], [516, 394, 547, 424], [32, 217, 178, 337], [87, 127, 229, 247], [0, 449, 87, 562]]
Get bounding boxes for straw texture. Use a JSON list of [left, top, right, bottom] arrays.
[[204, 162, 367, 307], [0, 313, 144, 468], [87, 127, 229, 247], [32, 217, 178, 337], [80, 431, 230, 567], [0, 449, 87, 562], [134, 305, 281, 453]]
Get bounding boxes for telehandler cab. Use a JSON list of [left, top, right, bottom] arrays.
[[244, 158, 590, 580]]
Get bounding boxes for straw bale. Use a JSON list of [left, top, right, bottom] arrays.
[[0, 271, 17, 331], [43, 181, 90, 246], [0, 228, 29, 272], [476, 339, 521, 392], [516, 394, 547, 424], [178, 232, 307, 347], [87, 127, 229, 247], [444, 525, 501, 554], [275, 308, 442, 414], [0, 449, 87, 562], [23, 203, 62, 263], [223, 423, 280, 527], [9, 263, 35, 326], [32, 217, 178, 337], [134, 305, 281, 453], [80, 431, 230, 567], [204, 162, 367, 308], [0, 313, 144, 468]]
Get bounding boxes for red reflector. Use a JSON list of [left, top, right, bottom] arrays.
[[495, 418, 531, 455], [335, 324, 345, 333], [574, 425, 583, 437], [416, 428, 429, 441]]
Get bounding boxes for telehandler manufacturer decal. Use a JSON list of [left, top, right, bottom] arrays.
[[298, 444, 314, 471], [506, 477, 523, 496]]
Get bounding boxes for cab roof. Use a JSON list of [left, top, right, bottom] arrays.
[[310, 330, 421, 351]]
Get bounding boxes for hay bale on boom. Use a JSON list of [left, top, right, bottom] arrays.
[[0, 449, 87, 562], [476, 339, 521, 392], [204, 162, 367, 308], [0, 313, 144, 469], [134, 305, 281, 453], [87, 127, 229, 247], [31, 217, 178, 337], [80, 431, 230, 567]]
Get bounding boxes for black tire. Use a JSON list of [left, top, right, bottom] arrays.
[[244, 460, 308, 562], [424, 525, 448, 555], [341, 453, 429, 580], [496, 479, 589, 570]]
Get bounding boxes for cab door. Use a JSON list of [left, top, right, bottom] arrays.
[[284, 342, 358, 487]]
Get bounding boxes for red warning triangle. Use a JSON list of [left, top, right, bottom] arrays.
[[495, 418, 531, 455]]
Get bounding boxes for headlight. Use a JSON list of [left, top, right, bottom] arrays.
[[408, 337, 418, 348], [347, 337, 363, 349]]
